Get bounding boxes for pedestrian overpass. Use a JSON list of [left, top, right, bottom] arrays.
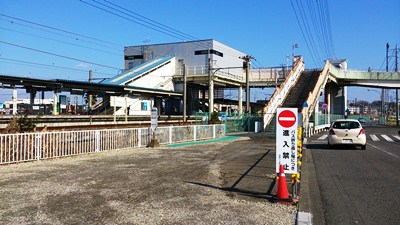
[[262, 58, 400, 134]]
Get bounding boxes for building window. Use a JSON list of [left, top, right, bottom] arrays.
[[141, 102, 148, 111], [194, 49, 223, 57]]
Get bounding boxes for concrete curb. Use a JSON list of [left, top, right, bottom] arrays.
[[297, 138, 326, 225]]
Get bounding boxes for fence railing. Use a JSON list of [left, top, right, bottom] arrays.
[[0, 124, 225, 165]]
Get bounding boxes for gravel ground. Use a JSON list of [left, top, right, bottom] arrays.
[[0, 137, 296, 225]]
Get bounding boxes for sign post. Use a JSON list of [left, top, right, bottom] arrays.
[[149, 107, 160, 147], [276, 108, 298, 174], [151, 107, 158, 132]]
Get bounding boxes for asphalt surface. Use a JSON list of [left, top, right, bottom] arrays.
[[0, 132, 297, 225], [305, 125, 400, 225]]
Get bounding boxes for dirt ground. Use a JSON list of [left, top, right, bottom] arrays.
[[0, 136, 296, 225]]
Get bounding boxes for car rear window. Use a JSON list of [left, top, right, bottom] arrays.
[[332, 121, 360, 129]]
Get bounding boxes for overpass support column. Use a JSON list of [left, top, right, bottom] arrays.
[[155, 97, 161, 115], [41, 91, 45, 105], [208, 81, 214, 114], [238, 86, 243, 114], [325, 86, 331, 124], [29, 89, 36, 105], [328, 83, 347, 116], [53, 91, 57, 115], [202, 89, 206, 113], [12, 87, 17, 115]]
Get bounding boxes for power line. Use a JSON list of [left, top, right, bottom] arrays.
[[297, 0, 323, 64], [0, 57, 115, 76], [0, 16, 122, 52], [101, 0, 199, 41], [79, 0, 188, 41], [0, 40, 120, 70], [0, 26, 121, 56], [290, 0, 336, 67], [321, 0, 335, 58], [291, 0, 319, 67], [98, 0, 243, 57], [80, 0, 248, 60], [0, 13, 123, 48]]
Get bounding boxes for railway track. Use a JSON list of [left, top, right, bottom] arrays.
[[0, 114, 198, 132]]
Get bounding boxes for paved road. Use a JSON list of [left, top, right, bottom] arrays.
[[306, 125, 400, 225]]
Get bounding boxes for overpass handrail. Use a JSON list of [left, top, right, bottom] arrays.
[[302, 61, 330, 124], [263, 57, 305, 129], [176, 66, 245, 82], [329, 65, 400, 80]]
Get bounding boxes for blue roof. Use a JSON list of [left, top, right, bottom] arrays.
[[102, 56, 174, 86]]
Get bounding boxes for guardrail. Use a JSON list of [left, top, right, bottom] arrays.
[[0, 124, 225, 165]]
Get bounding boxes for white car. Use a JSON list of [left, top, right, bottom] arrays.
[[327, 119, 366, 150]]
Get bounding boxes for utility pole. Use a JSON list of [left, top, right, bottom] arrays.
[[183, 64, 187, 122], [89, 70, 93, 110], [240, 55, 254, 113], [382, 43, 390, 120], [386, 43, 390, 72], [395, 44, 399, 127], [396, 44, 399, 72], [208, 49, 214, 114]]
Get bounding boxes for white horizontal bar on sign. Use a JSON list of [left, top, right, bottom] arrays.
[[279, 117, 296, 121]]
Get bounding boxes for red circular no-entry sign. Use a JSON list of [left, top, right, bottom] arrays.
[[278, 110, 297, 128]]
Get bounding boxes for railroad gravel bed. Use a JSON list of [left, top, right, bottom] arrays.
[[0, 137, 296, 224]]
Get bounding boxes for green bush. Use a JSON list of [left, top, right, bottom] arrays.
[[5, 115, 37, 133], [209, 112, 221, 124]]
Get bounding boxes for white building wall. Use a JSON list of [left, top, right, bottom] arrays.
[[124, 39, 246, 76], [110, 96, 152, 116], [126, 58, 176, 91]]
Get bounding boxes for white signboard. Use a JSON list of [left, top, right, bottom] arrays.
[[276, 108, 298, 174], [151, 107, 158, 131]]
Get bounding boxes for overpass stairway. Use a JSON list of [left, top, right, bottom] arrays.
[[264, 70, 321, 137], [282, 70, 320, 109]]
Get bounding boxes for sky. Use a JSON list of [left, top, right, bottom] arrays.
[[0, 0, 399, 103]]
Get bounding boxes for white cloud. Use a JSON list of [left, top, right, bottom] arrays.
[[75, 62, 90, 69]]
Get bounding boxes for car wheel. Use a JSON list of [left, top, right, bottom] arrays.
[[361, 144, 366, 150]]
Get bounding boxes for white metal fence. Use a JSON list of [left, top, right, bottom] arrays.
[[0, 124, 225, 165]]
